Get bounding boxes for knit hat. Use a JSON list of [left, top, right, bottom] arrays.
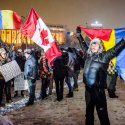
[[24, 49, 31, 54], [17, 49, 22, 53], [0, 48, 6, 54]]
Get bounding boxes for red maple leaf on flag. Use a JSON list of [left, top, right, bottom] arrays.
[[40, 29, 49, 46], [21, 8, 62, 65]]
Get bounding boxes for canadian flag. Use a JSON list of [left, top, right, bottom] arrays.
[[21, 8, 62, 64]]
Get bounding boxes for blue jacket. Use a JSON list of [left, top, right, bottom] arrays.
[[24, 55, 37, 80]]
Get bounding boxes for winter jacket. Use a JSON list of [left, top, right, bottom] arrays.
[[15, 56, 25, 72], [77, 34, 125, 88], [39, 55, 51, 79], [53, 56, 66, 79], [24, 55, 37, 80]]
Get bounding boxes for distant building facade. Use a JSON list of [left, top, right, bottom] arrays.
[[47, 24, 67, 45], [0, 24, 67, 46]]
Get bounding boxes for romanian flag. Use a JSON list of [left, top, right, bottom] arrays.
[[80, 27, 125, 80], [0, 10, 22, 29], [67, 31, 75, 36]]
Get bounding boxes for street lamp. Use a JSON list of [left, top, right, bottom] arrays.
[[90, 21, 103, 28]]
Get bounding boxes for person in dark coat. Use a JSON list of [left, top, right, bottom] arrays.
[[0, 48, 12, 106], [53, 56, 66, 101], [14, 49, 25, 97], [76, 26, 125, 125]]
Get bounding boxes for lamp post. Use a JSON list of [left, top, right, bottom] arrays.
[[90, 21, 103, 28]]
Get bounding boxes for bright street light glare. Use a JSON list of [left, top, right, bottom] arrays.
[[91, 21, 103, 27]]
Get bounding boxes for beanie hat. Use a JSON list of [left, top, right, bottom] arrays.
[[24, 49, 31, 54], [0, 48, 6, 54], [17, 49, 22, 53]]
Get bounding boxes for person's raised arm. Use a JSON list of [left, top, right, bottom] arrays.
[[76, 27, 88, 53], [104, 38, 125, 61]]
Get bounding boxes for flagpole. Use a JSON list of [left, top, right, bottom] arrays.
[[10, 16, 25, 50], [5, 15, 26, 59]]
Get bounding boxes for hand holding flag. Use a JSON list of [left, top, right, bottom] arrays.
[[21, 8, 62, 64], [79, 26, 125, 80]]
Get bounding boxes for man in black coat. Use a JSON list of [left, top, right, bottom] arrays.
[[76, 27, 125, 125], [53, 56, 66, 101]]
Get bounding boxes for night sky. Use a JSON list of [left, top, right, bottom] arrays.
[[0, 0, 125, 31]]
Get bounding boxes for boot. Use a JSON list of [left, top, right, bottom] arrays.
[[109, 93, 118, 98], [108, 89, 118, 98], [66, 92, 73, 98], [56, 94, 63, 101], [25, 101, 34, 106], [57, 97, 63, 101], [0, 103, 5, 107], [73, 83, 79, 91], [73, 87, 79, 91], [26, 85, 35, 106], [14, 91, 18, 97], [21, 90, 24, 97]]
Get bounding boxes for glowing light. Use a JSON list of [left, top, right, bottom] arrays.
[[91, 21, 103, 27]]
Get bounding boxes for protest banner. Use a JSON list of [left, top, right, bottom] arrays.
[[0, 60, 21, 82], [14, 72, 28, 91]]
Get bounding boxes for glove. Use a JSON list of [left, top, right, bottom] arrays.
[[76, 26, 81, 34], [31, 79, 36, 83]]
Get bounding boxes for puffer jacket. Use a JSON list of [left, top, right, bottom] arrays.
[[24, 55, 37, 80], [77, 34, 125, 88]]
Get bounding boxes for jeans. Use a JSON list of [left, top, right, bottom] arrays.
[[65, 76, 73, 92], [67, 69, 78, 90], [72, 71, 78, 89], [27, 80, 36, 103]]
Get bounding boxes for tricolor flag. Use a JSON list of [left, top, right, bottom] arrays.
[[67, 31, 75, 36], [79, 26, 125, 80], [21, 8, 62, 64], [0, 10, 22, 29]]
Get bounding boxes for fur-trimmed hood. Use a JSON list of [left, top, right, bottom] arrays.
[[87, 38, 103, 55]]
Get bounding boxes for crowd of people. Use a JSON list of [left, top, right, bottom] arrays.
[[0, 42, 84, 107], [0, 26, 125, 125]]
